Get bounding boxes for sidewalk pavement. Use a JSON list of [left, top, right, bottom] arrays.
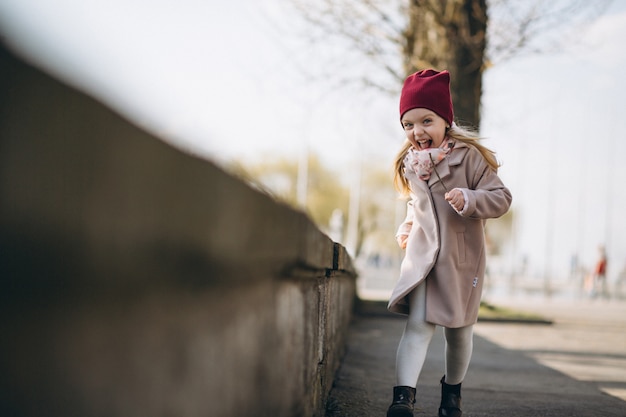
[[326, 295, 626, 416]]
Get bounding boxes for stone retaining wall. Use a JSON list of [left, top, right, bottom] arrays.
[[0, 44, 356, 417]]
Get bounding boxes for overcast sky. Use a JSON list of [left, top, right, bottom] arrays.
[[1, 0, 625, 282]]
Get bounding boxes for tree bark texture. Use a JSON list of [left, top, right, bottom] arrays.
[[404, 0, 487, 128]]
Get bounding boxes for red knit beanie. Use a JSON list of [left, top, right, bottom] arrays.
[[399, 69, 454, 125]]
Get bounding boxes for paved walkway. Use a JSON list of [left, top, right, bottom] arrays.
[[327, 295, 626, 416]]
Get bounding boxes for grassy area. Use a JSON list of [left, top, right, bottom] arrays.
[[478, 301, 551, 323], [356, 298, 552, 324]]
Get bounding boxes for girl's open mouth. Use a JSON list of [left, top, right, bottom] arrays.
[[417, 139, 432, 149]]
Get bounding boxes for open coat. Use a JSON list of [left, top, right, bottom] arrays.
[[388, 142, 512, 328]]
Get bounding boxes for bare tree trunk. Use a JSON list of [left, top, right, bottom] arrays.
[[404, 0, 487, 128]]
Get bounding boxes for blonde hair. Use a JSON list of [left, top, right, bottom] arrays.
[[393, 123, 500, 196]]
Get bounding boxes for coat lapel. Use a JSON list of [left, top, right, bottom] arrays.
[[389, 167, 440, 315], [427, 144, 467, 189], [428, 158, 450, 189]]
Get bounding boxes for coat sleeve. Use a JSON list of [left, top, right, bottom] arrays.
[[458, 148, 512, 219], [396, 198, 415, 238]]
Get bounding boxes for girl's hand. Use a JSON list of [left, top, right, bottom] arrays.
[[397, 235, 408, 249], [445, 189, 465, 213]]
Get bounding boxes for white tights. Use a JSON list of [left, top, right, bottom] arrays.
[[395, 282, 474, 387]]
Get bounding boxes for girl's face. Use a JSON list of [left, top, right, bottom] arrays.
[[401, 108, 448, 150]]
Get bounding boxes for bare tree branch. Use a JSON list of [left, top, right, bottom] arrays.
[[487, 0, 612, 64]]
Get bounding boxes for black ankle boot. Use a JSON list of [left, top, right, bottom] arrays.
[[438, 375, 462, 417], [386, 386, 416, 417]]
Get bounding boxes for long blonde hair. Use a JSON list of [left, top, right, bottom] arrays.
[[393, 123, 500, 196]]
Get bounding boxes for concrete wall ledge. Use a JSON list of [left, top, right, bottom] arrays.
[[0, 44, 357, 417]]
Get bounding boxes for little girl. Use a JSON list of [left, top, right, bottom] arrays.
[[386, 69, 512, 417]]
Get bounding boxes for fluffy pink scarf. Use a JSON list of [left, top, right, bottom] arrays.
[[404, 139, 456, 181]]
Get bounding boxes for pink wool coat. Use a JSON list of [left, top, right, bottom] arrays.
[[388, 141, 512, 327]]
